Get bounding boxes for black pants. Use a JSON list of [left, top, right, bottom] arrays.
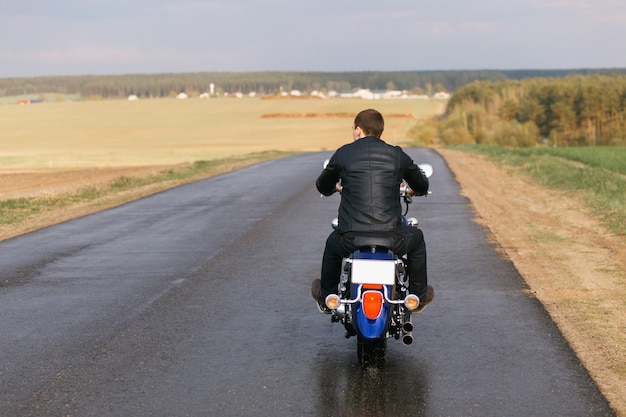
[[320, 226, 428, 299]]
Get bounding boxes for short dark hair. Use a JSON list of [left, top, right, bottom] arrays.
[[354, 109, 384, 137]]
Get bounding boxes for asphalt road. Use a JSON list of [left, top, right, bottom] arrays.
[[0, 149, 615, 417]]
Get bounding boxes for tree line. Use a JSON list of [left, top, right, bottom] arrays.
[[439, 74, 626, 147], [2, 69, 626, 100]]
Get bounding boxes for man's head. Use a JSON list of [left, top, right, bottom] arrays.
[[353, 109, 384, 139]]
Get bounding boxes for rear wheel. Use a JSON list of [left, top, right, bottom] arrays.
[[357, 336, 386, 367]]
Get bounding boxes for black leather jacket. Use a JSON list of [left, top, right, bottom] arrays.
[[316, 136, 429, 235]]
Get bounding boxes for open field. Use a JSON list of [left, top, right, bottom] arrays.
[[1, 97, 624, 415], [1, 97, 442, 171], [1, 97, 442, 238]]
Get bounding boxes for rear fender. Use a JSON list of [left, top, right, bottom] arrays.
[[353, 287, 392, 339], [349, 247, 396, 340]]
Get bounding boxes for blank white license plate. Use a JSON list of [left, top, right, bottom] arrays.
[[351, 259, 396, 285]]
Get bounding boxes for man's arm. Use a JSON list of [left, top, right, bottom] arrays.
[[316, 157, 340, 196], [403, 159, 429, 196]]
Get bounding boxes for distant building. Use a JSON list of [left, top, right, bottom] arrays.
[[354, 89, 375, 99], [15, 99, 44, 105], [384, 90, 403, 99]]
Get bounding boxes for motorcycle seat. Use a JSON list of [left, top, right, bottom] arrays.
[[353, 235, 394, 249]]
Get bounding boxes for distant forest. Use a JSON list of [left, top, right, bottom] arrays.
[[439, 74, 626, 147], [2, 69, 626, 100]]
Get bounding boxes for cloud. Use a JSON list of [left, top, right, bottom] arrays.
[[26, 47, 143, 64], [1, 0, 625, 76]]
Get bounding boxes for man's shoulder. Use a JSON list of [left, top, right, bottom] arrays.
[[376, 138, 408, 155], [339, 136, 404, 153]]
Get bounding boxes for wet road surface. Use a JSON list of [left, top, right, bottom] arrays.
[[0, 149, 615, 416]]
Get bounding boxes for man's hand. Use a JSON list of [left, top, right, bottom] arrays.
[[335, 183, 343, 194], [406, 188, 424, 197]]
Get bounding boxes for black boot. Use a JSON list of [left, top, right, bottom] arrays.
[[414, 285, 434, 314], [311, 278, 331, 314]]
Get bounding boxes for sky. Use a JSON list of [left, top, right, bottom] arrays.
[[1, 0, 625, 78]]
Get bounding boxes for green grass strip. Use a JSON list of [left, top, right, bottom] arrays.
[[0, 151, 291, 227], [448, 145, 626, 235]]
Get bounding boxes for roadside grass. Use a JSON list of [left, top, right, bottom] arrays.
[[448, 145, 626, 235], [529, 225, 570, 244], [0, 151, 290, 228]]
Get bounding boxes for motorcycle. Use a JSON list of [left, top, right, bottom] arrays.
[[318, 162, 433, 368]]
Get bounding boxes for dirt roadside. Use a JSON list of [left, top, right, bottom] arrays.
[[0, 166, 178, 200], [1, 152, 624, 415], [438, 148, 625, 416], [0, 166, 188, 241]]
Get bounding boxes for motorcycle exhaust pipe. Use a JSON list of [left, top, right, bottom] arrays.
[[402, 321, 414, 346]]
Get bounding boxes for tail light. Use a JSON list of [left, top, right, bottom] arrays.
[[362, 290, 383, 319]]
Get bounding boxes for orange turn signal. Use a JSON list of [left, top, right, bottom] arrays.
[[404, 294, 420, 311], [325, 294, 341, 310]]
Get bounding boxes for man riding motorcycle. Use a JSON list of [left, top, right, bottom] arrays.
[[311, 108, 434, 313]]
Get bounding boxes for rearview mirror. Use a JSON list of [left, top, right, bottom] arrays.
[[418, 163, 433, 178]]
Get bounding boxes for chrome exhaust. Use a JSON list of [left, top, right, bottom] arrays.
[[402, 321, 414, 346]]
